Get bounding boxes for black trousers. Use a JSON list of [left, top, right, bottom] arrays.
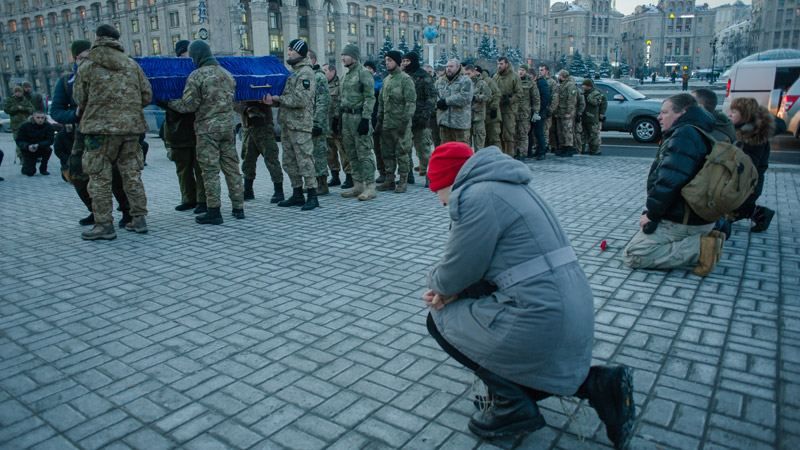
[[529, 117, 547, 156], [20, 147, 52, 176]]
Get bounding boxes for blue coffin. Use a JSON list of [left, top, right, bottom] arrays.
[[135, 56, 290, 102]]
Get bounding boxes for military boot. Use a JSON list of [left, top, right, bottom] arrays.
[[118, 211, 132, 228], [79, 213, 95, 226], [575, 365, 635, 450], [328, 170, 341, 187], [278, 187, 305, 207], [270, 183, 285, 204], [243, 178, 255, 200], [317, 176, 329, 195], [125, 216, 148, 233], [407, 170, 415, 185], [196, 207, 223, 225], [751, 206, 775, 233], [376, 175, 396, 192], [375, 174, 386, 184], [693, 232, 722, 276], [81, 224, 117, 241], [358, 182, 377, 201], [301, 188, 319, 211], [708, 230, 725, 263], [468, 369, 546, 439], [341, 173, 354, 189], [341, 181, 364, 198], [232, 208, 245, 219], [395, 174, 408, 193], [194, 202, 207, 214]]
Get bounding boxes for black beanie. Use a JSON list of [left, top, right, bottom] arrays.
[[174, 40, 190, 57], [288, 39, 308, 57], [70, 40, 91, 57], [95, 24, 120, 40], [386, 50, 403, 67], [403, 51, 420, 72], [363, 60, 377, 71]]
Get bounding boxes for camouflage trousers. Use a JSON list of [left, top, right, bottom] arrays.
[[82, 134, 147, 225], [556, 115, 575, 149], [471, 120, 486, 151], [515, 110, 531, 156], [380, 126, 413, 176], [623, 220, 714, 270], [313, 135, 328, 177], [439, 127, 470, 145], [485, 120, 501, 147], [412, 126, 432, 174], [500, 109, 516, 156], [241, 125, 283, 184], [544, 116, 553, 150], [196, 131, 244, 209], [341, 113, 376, 183], [281, 129, 317, 189], [171, 145, 206, 204], [574, 120, 584, 153], [430, 116, 441, 148], [582, 120, 602, 154], [326, 134, 350, 174], [373, 129, 384, 175]]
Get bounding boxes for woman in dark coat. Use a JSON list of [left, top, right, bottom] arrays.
[[423, 142, 635, 449]]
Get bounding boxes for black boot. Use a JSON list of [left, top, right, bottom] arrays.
[[270, 182, 284, 204], [278, 187, 305, 207], [341, 173, 354, 189], [468, 369, 546, 439], [118, 211, 132, 228], [375, 173, 386, 184], [407, 170, 415, 185], [576, 365, 635, 450], [196, 207, 223, 225], [193, 202, 207, 214], [301, 188, 319, 211], [232, 208, 245, 219], [79, 213, 95, 226], [751, 206, 775, 233], [244, 178, 255, 201], [328, 170, 341, 187]]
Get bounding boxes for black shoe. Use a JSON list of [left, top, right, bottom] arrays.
[[79, 213, 95, 226], [232, 208, 245, 219], [341, 174, 354, 189], [328, 171, 341, 186], [244, 178, 255, 201], [714, 218, 732, 241], [468, 369, 546, 439], [270, 182, 284, 204], [407, 170, 415, 185], [118, 213, 132, 228], [375, 174, 386, 184], [175, 202, 197, 211], [40, 167, 50, 175], [278, 187, 305, 207], [578, 365, 635, 450], [193, 203, 207, 214], [301, 188, 319, 211], [751, 206, 775, 233], [196, 207, 223, 225]]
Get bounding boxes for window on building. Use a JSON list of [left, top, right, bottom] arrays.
[[192, 9, 200, 24], [327, 18, 335, 33], [367, 43, 376, 56], [148, 0, 156, 5], [129, 0, 137, 10], [56, 51, 63, 65], [150, 15, 158, 30], [169, 11, 179, 27], [91, 3, 100, 18], [440, 18, 447, 27], [270, 35, 282, 52], [349, 23, 357, 35], [131, 18, 139, 32], [54, 33, 61, 45], [8, 20, 16, 32], [67, 28, 74, 41], [36, 15, 44, 27], [269, 12, 279, 29], [171, 34, 180, 48], [384, 26, 391, 37], [151, 37, 160, 55], [133, 40, 142, 56], [384, 9, 392, 21], [327, 39, 335, 55], [366, 6, 376, 18], [348, 3, 358, 16], [31, 54, 37, 68], [241, 32, 249, 50]]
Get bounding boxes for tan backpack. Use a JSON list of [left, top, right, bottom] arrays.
[[681, 125, 758, 222]]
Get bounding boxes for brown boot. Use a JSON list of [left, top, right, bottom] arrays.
[[376, 174, 396, 192], [317, 176, 329, 195], [693, 233, 721, 276], [341, 181, 364, 198], [358, 182, 377, 201], [394, 174, 408, 193], [708, 230, 725, 263]]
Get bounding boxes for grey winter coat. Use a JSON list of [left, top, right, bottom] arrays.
[[435, 70, 473, 130], [427, 147, 594, 395]]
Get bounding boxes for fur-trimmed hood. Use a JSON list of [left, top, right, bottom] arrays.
[[735, 109, 775, 146]]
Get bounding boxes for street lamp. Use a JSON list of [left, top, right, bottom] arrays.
[[614, 41, 619, 78], [710, 37, 718, 84]]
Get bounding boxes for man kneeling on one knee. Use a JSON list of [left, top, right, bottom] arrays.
[[623, 93, 724, 276]]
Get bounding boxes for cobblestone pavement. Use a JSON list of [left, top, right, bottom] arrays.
[[1, 133, 798, 450]]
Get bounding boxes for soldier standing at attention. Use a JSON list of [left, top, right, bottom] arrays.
[[239, 101, 283, 203], [554, 69, 579, 157], [169, 39, 245, 224], [376, 50, 416, 193], [493, 57, 522, 156], [581, 79, 606, 156], [263, 39, 320, 211], [539, 65, 560, 154], [425, 64, 442, 149], [435, 59, 473, 144], [515, 64, 536, 159], [4, 86, 34, 143], [22, 81, 46, 113], [75, 24, 151, 240], [364, 61, 385, 185], [465, 64, 491, 150], [402, 51, 435, 184], [309, 50, 332, 195], [323, 63, 350, 188], [481, 66, 502, 147], [339, 44, 377, 201], [573, 83, 586, 154]]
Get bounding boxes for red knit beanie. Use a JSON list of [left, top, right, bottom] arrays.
[[428, 142, 474, 192]]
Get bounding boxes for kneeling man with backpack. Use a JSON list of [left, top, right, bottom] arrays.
[[623, 94, 757, 277]]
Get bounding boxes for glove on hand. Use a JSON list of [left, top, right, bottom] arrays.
[[489, 109, 498, 119], [312, 126, 323, 137], [436, 99, 448, 110], [642, 220, 659, 235], [531, 113, 541, 123], [155, 100, 170, 109], [357, 118, 370, 135]]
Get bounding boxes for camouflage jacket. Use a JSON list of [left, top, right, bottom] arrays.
[[582, 88, 606, 124], [574, 88, 586, 122], [493, 68, 521, 119], [276, 57, 315, 132], [407, 67, 435, 128], [435, 70, 473, 130], [25, 92, 45, 113], [517, 75, 535, 117], [546, 77, 559, 115], [327, 75, 341, 132], [168, 62, 235, 135], [482, 72, 502, 123], [313, 66, 331, 134], [530, 76, 541, 114], [339, 63, 375, 121], [3, 95, 34, 133], [555, 76, 578, 118], [470, 75, 492, 122], [239, 101, 273, 129], [74, 38, 152, 135], [378, 68, 416, 130], [163, 109, 196, 148]]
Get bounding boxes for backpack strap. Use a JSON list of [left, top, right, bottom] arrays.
[[688, 124, 717, 152]]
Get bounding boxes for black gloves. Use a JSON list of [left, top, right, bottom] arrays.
[[312, 126, 322, 137], [489, 109, 498, 119], [155, 100, 170, 109], [357, 118, 370, 135], [500, 95, 511, 107], [436, 99, 448, 110], [643, 220, 658, 234], [332, 118, 340, 134]]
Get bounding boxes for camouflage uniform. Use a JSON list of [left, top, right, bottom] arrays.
[[470, 74, 491, 150], [554, 76, 578, 151], [3, 95, 34, 139], [407, 66, 435, 175], [378, 67, 416, 179], [240, 102, 282, 183], [168, 52, 244, 210], [435, 69, 473, 144], [278, 56, 317, 189], [339, 62, 376, 184], [573, 90, 586, 153], [544, 76, 560, 151], [326, 75, 350, 176], [493, 68, 521, 156], [163, 108, 205, 205], [312, 65, 331, 177], [582, 87, 606, 155], [515, 73, 535, 157], [74, 36, 150, 225], [482, 72, 502, 147]]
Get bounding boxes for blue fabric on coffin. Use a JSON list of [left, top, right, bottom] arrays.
[[135, 56, 291, 102]]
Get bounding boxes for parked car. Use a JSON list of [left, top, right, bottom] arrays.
[[722, 49, 800, 115], [777, 76, 800, 138], [577, 79, 663, 143]]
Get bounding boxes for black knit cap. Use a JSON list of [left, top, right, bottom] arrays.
[[288, 39, 308, 57], [386, 50, 403, 67], [363, 60, 377, 71], [95, 24, 120, 40], [174, 40, 190, 57], [70, 40, 91, 57]]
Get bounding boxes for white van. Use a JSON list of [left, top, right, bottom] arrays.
[[722, 50, 800, 122]]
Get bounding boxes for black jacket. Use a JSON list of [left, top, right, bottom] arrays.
[[645, 105, 715, 225], [16, 121, 56, 150], [50, 74, 79, 125]]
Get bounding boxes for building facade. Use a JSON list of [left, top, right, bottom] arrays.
[[715, 20, 754, 68], [711, 0, 750, 32], [751, 0, 800, 52], [547, 0, 623, 64]]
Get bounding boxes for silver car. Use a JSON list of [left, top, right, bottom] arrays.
[[589, 79, 663, 143]]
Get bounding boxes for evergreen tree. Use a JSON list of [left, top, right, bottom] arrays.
[[378, 36, 394, 72], [437, 51, 448, 68], [412, 41, 422, 56], [450, 44, 460, 60], [599, 56, 612, 78], [558, 54, 568, 70], [585, 55, 597, 78], [619, 58, 631, 78], [505, 47, 523, 66], [398, 35, 409, 53], [478, 36, 492, 59], [490, 38, 500, 59], [569, 50, 586, 77]]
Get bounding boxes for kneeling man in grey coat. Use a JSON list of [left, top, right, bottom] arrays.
[[423, 142, 635, 449]]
